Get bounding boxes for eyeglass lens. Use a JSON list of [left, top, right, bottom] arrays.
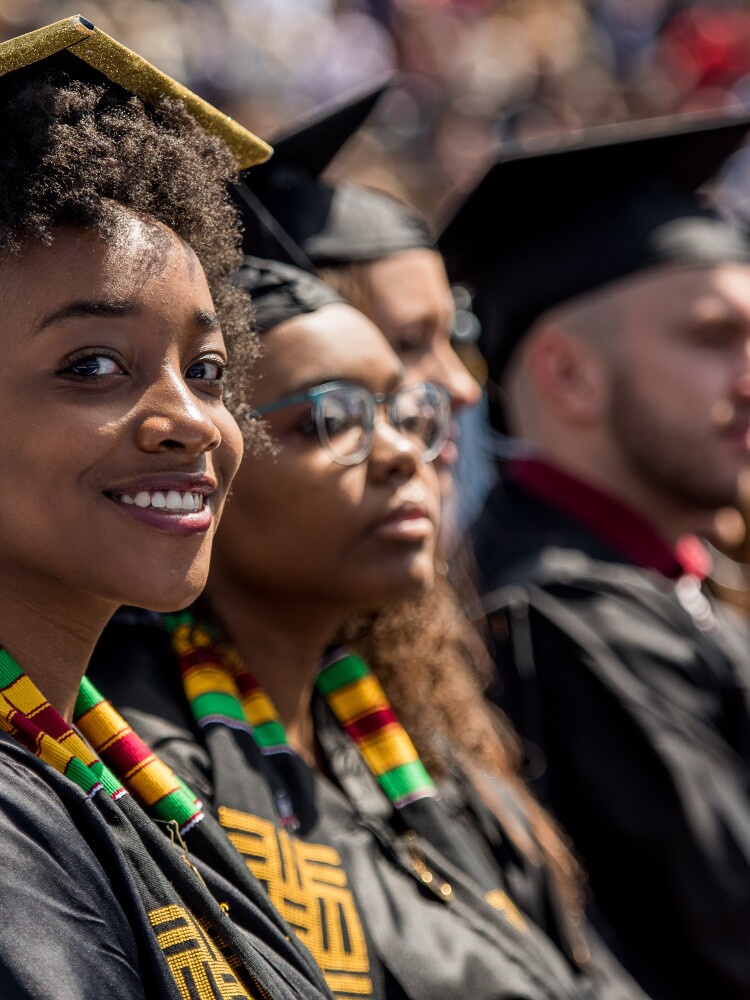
[[392, 384, 445, 459], [317, 383, 447, 465], [317, 388, 372, 464]]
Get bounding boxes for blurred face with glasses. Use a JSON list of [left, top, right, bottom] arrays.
[[252, 380, 450, 466], [210, 302, 443, 611], [322, 248, 481, 495]]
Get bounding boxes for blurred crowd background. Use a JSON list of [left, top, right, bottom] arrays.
[[5, 1, 750, 222]]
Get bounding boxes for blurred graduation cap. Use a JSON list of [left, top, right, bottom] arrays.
[[236, 256, 345, 335], [234, 75, 436, 263], [439, 111, 750, 397], [231, 182, 318, 271], [249, 76, 392, 182], [0, 15, 271, 169]]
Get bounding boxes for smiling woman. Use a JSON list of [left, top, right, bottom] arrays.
[[0, 17, 335, 1000], [1, 221, 240, 636]]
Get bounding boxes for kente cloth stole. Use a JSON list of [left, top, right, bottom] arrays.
[[0, 646, 203, 835], [166, 611, 437, 809], [316, 648, 437, 807]]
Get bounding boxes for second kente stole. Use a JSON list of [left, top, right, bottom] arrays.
[[316, 647, 437, 807], [0, 645, 203, 835], [167, 612, 291, 756], [166, 611, 437, 809]]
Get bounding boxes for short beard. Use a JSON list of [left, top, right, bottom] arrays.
[[608, 370, 741, 513]]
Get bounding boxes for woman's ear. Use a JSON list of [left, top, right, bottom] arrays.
[[527, 323, 608, 426]]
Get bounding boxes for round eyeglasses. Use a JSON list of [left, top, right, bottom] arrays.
[[252, 380, 451, 466]]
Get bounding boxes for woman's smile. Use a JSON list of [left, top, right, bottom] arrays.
[[106, 472, 217, 536]]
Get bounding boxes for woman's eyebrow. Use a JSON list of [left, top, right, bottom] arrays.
[[290, 368, 405, 395], [192, 307, 221, 332], [290, 373, 349, 393], [34, 302, 221, 335], [36, 298, 134, 332]]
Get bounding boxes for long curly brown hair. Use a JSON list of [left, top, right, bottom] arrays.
[[337, 569, 585, 927], [0, 71, 260, 424]]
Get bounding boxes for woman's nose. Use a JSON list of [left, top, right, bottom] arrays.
[[411, 341, 481, 414], [135, 371, 221, 456], [367, 418, 420, 481]]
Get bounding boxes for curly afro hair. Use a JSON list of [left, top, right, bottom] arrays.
[[0, 69, 260, 426]]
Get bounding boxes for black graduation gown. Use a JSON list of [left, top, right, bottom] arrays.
[[472, 475, 750, 1000], [0, 730, 334, 1000], [89, 618, 648, 1000]]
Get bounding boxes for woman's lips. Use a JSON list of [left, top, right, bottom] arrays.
[[722, 422, 750, 450], [369, 506, 435, 542], [109, 498, 213, 536], [104, 475, 216, 537]]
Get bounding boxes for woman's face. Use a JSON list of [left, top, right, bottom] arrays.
[[0, 215, 243, 613], [212, 303, 441, 611], [359, 248, 481, 491]]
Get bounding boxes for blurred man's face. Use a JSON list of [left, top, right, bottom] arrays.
[[605, 263, 750, 513]]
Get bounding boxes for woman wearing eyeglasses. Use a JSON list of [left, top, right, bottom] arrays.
[[91, 258, 647, 1000]]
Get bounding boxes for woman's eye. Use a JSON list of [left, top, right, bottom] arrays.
[[298, 414, 318, 437], [393, 325, 430, 355], [396, 337, 425, 356], [60, 353, 125, 379], [186, 358, 226, 382], [323, 412, 360, 436]]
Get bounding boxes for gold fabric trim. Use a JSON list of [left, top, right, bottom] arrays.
[[219, 806, 373, 999], [0, 16, 272, 169], [485, 888, 529, 933], [149, 904, 260, 999]]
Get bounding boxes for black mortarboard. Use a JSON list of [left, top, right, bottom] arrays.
[[249, 75, 393, 182], [239, 77, 436, 265], [231, 182, 317, 271], [0, 15, 271, 168], [439, 112, 750, 390], [236, 256, 345, 335]]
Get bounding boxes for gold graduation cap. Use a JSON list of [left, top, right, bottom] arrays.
[[0, 14, 272, 169]]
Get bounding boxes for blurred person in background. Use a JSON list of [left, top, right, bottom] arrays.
[[242, 82, 482, 512], [441, 113, 750, 1000]]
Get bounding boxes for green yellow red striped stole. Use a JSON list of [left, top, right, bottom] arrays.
[[74, 680, 204, 834], [0, 645, 203, 834], [165, 612, 437, 809], [166, 611, 290, 756], [316, 648, 437, 808], [0, 647, 125, 801]]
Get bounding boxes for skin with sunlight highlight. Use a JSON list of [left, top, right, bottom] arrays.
[[0, 215, 242, 678]]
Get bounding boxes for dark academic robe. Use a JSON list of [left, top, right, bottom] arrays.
[[89, 618, 645, 1000], [472, 460, 750, 1000], [0, 731, 335, 1000]]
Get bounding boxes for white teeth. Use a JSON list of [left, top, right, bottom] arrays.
[[119, 489, 206, 512]]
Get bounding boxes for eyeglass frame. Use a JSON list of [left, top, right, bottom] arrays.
[[251, 379, 452, 466]]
